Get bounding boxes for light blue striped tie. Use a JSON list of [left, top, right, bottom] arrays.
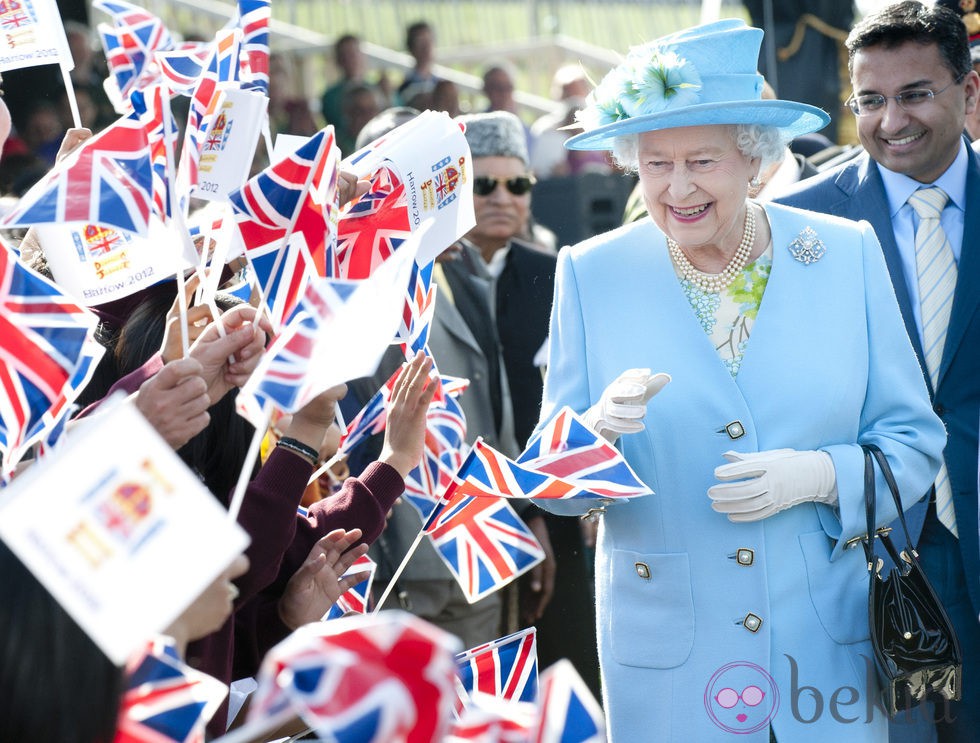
[[908, 186, 957, 536]]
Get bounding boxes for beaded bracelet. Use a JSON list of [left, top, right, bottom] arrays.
[[277, 436, 319, 466]]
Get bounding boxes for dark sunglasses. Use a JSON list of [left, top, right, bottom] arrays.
[[472, 174, 536, 196]]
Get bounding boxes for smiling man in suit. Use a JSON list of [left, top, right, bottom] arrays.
[[776, 3, 980, 739]]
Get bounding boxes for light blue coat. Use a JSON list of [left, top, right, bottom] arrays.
[[538, 203, 946, 742]]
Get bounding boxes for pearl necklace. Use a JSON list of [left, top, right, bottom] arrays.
[[666, 205, 756, 294]]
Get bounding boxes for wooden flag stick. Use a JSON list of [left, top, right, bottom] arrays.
[[60, 65, 82, 129]]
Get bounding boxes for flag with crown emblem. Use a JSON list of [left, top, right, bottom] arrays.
[[245, 611, 460, 743], [178, 27, 242, 198], [0, 0, 73, 72], [113, 636, 227, 743]]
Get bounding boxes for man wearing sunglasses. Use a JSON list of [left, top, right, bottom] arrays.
[[776, 3, 980, 739]]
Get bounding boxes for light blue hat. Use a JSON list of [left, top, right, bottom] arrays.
[[565, 19, 830, 151]]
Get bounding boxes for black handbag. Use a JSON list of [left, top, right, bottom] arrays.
[[861, 444, 962, 716]]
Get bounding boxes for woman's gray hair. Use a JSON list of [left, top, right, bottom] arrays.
[[611, 124, 787, 173]]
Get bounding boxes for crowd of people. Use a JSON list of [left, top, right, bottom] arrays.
[[0, 0, 979, 741]]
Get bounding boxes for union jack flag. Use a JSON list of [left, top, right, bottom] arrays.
[[129, 84, 175, 221], [237, 0, 270, 94], [425, 485, 544, 603], [156, 45, 210, 96], [517, 406, 652, 499], [446, 692, 537, 743], [0, 238, 98, 469], [448, 439, 580, 501], [95, 0, 174, 99], [333, 165, 411, 279], [532, 659, 606, 743], [291, 126, 341, 278], [239, 278, 357, 421], [246, 611, 460, 743], [324, 553, 376, 620], [1, 114, 153, 235], [456, 628, 538, 704], [178, 27, 241, 195], [395, 258, 436, 357], [340, 367, 467, 461], [113, 636, 227, 743], [229, 129, 329, 325], [403, 391, 467, 521], [31, 338, 105, 459], [1, 11, 30, 29]]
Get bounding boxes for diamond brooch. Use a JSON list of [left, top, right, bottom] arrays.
[[788, 227, 826, 265]]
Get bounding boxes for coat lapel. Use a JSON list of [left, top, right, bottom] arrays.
[[939, 145, 980, 388], [837, 157, 927, 368]]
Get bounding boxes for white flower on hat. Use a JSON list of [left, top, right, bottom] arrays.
[[624, 50, 701, 117], [576, 47, 702, 131]]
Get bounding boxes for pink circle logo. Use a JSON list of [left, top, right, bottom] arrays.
[[704, 661, 779, 734]]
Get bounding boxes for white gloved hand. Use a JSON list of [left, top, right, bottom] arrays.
[[583, 368, 671, 443], [708, 448, 838, 522]]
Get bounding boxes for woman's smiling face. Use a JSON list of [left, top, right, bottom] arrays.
[[637, 124, 758, 256]]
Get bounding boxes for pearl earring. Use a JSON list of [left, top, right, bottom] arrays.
[[749, 175, 761, 188]]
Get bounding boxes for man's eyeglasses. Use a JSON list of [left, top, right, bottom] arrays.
[[845, 73, 966, 116], [472, 174, 536, 196]]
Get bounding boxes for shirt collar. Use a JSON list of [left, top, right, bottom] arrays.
[[878, 138, 969, 217]]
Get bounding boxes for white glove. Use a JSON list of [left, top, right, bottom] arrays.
[[583, 368, 671, 443], [708, 449, 838, 522]]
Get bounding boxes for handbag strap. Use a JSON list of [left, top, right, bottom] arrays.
[[861, 444, 916, 564]]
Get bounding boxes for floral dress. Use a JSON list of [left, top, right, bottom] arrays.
[[673, 241, 773, 377]]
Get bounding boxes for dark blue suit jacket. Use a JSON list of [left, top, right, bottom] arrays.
[[774, 141, 980, 615]]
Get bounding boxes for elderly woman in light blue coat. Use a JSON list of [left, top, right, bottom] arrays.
[[537, 20, 946, 743]]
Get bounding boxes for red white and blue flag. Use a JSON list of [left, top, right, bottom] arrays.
[[113, 636, 226, 743], [291, 127, 341, 278], [31, 337, 105, 459], [178, 27, 242, 196], [95, 0, 174, 100], [424, 486, 544, 603], [239, 277, 357, 420], [229, 128, 329, 325], [532, 659, 606, 743], [456, 628, 538, 705], [338, 366, 400, 457], [517, 406, 652, 499], [246, 611, 460, 743], [403, 390, 467, 521], [129, 84, 175, 221], [446, 692, 537, 742], [332, 164, 410, 279], [324, 553, 376, 620], [156, 44, 211, 96], [237, 0, 270, 94], [0, 238, 98, 469], [2, 114, 153, 235], [396, 258, 436, 357]]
